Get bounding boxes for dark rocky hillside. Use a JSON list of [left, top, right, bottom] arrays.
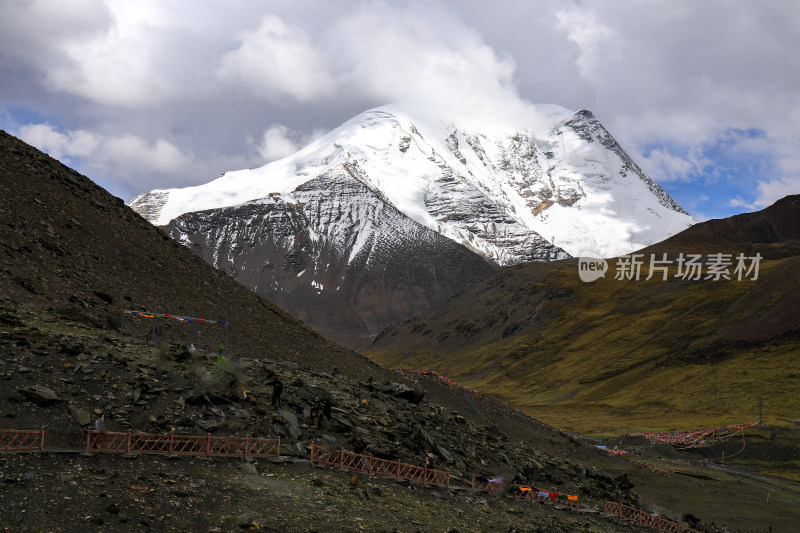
[[663, 194, 800, 249], [0, 129, 384, 381], [1, 301, 658, 532]]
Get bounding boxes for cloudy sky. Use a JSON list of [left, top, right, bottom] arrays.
[[1, 0, 798, 220]]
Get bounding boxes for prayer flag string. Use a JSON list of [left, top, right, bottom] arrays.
[[625, 421, 758, 449], [121, 309, 228, 326]]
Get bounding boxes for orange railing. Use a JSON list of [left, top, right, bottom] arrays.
[[87, 430, 279, 458], [605, 501, 700, 533], [311, 444, 450, 488], [0, 429, 45, 452]]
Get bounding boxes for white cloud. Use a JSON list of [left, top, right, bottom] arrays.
[[752, 177, 800, 208], [729, 175, 800, 211], [556, 9, 619, 80], [103, 135, 191, 174], [325, 3, 549, 131], [249, 124, 299, 162], [217, 14, 336, 103], [0, 0, 111, 62], [247, 124, 329, 163], [17, 122, 197, 191], [17, 124, 99, 161], [0, 1, 177, 107], [642, 146, 713, 182], [2, 0, 800, 211], [728, 196, 756, 210]]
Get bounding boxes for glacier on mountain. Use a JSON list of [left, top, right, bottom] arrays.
[[130, 104, 694, 264]]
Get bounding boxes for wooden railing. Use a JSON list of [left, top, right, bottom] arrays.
[[87, 430, 279, 458], [0, 429, 45, 452], [605, 501, 700, 533], [311, 444, 450, 488]]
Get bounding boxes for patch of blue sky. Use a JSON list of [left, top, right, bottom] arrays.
[[0, 105, 86, 170], [645, 128, 776, 221], [0, 105, 126, 199], [1, 105, 66, 131]]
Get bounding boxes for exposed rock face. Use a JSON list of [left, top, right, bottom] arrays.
[[18, 385, 60, 405], [562, 110, 688, 216], [127, 189, 170, 223], [166, 164, 497, 348]]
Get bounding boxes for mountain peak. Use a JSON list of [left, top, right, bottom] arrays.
[[131, 103, 693, 261]]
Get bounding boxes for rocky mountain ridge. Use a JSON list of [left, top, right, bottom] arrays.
[[166, 164, 497, 348]]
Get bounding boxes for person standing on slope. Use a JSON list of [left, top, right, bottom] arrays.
[[269, 375, 283, 409], [310, 397, 323, 428]]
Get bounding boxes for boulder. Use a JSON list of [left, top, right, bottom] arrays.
[[370, 399, 390, 413], [414, 424, 436, 449], [196, 419, 222, 432], [296, 385, 333, 402], [329, 414, 353, 431], [275, 409, 299, 428], [352, 426, 370, 437], [381, 382, 425, 404], [68, 404, 92, 426], [486, 424, 502, 436], [288, 426, 304, 440], [436, 445, 455, 465], [272, 422, 300, 440], [18, 386, 60, 406], [317, 434, 338, 449]]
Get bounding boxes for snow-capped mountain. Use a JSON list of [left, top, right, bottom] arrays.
[[129, 104, 694, 347], [131, 105, 693, 262]]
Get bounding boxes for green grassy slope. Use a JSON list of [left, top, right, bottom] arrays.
[[367, 197, 800, 434]]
